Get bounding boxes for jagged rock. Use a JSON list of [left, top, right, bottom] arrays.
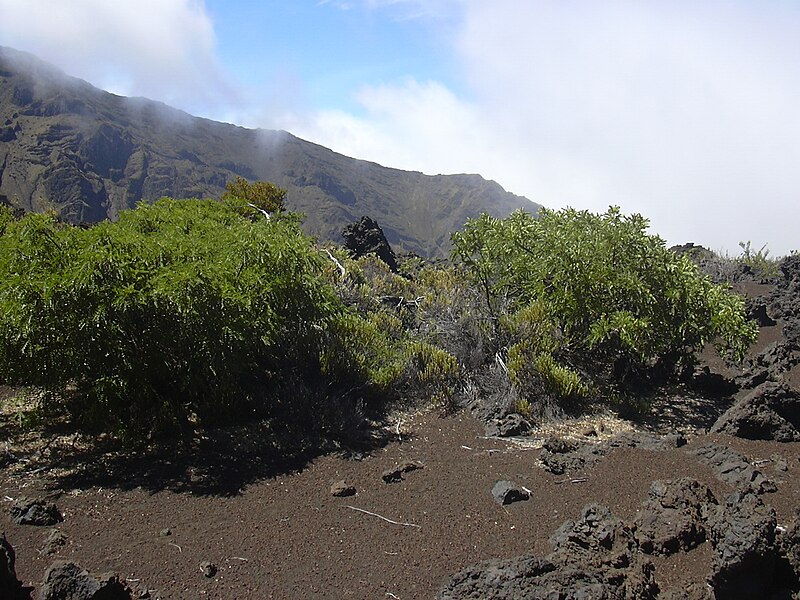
[[491, 481, 529, 505], [549, 504, 636, 571], [381, 460, 424, 483], [9, 497, 62, 526], [484, 413, 531, 437], [39, 561, 132, 600], [330, 480, 356, 497], [633, 478, 717, 556], [1, 534, 31, 600], [775, 508, 800, 591], [342, 216, 398, 272], [746, 297, 777, 327], [689, 443, 775, 492], [41, 529, 67, 556], [706, 491, 778, 599], [437, 555, 558, 600], [711, 382, 800, 441]]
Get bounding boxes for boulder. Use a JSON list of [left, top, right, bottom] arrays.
[[711, 382, 800, 442], [381, 460, 424, 483], [689, 443, 776, 492], [706, 491, 778, 599], [633, 478, 716, 556], [342, 216, 398, 272], [9, 497, 62, 526], [330, 480, 356, 497], [1, 534, 31, 600], [39, 561, 131, 600], [490, 481, 529, 506], [484, 413, 531, 438]]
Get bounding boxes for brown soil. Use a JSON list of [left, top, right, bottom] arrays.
[[2, 405, 799, 599]]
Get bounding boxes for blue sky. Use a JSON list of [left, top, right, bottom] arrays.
[[1, 0, 799, 256]]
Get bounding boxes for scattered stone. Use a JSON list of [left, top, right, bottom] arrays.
[[539, 443, 605, 475], [633, 478, 716, 556], [41, 529, 67, 556], [159, 528, 171, 537], [200, 562, 217, 578], [1, 534, 31, 600], [484, 413, 531, 438], [381, 461, 424, 483], [772, 454, 789, 473], [491, 481, 529, 506], [581, 425, 598, 437], [40, 561, 132, 600], [9, 497, 62, 526], [541, 437, 577, 454], [611, 431, 687, 450], [330, 480, 356, 497], [711, 382, 800, 442]]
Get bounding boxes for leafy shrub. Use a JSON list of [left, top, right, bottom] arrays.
[[0, 198, 350, 437], [452, 206, 758, 413]]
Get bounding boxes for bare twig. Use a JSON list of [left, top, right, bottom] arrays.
[[322, 248, 346, 278], [554, 477, 588, 485], [345, 505, 421, 528], [495, 352, 509, 375], [247, 203, 271, 220], [168, 542, 183, 553]]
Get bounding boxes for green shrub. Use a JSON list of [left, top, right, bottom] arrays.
[[0, 198, 343, 437], [452, 206, 757, 411]]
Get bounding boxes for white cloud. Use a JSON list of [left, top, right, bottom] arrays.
[[290, 1, 800, 255], [0, 0, 236, 115]]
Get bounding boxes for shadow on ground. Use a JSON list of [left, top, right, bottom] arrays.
[[5, 416, 393, 498]]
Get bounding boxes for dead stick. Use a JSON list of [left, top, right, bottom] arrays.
[[345, 505, 421, 528]]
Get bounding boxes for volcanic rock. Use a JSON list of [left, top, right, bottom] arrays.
[[40, 561, 132, 600], [9, 497, 62, 526], [491, 481, 529, 506], [484, 413, 531, 437], [711, 382, 800, 442], [633, 478, 716, 556], [0, 534, 31, 600], [342, 216, 398, 272]]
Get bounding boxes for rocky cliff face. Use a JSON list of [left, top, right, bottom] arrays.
[[0, 46, 537, 256]]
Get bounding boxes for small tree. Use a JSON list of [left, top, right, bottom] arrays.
[[222, 177, 286, 214]]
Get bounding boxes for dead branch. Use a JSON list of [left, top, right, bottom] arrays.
[[247, 203, 271, 220], [168, 542, 183, 553], [554, 477, 588, 485], [323, 248, 347, 278], [345, 505, 421, 528]]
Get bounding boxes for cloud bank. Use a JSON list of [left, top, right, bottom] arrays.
[[291, 1, 800, 255], [2, 0, 798, 254], [0, 0, 236, 115]]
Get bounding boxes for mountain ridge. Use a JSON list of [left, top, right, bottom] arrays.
[[0, 46, 538, 256]]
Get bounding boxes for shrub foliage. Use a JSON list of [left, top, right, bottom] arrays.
[[452, 206, 757, 411]]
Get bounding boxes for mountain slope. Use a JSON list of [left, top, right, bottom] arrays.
[[0, 46, 537, 256]]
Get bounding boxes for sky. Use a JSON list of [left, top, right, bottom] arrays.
[[1, 0, 798, 256]]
